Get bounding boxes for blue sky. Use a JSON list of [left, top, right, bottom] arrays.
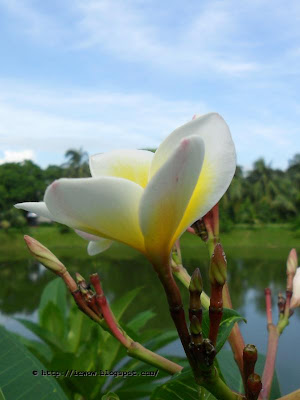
[[0, 0, 299, 171]]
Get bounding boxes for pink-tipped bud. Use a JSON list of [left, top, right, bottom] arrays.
[[24, 235, 66, 274], [291, 267, 300, 308], [287, 248, 298, 276]]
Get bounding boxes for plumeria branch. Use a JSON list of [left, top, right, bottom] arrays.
[[24, 235, 182, 375], [191, 204, 246, 379], [154, 250, 249, 400]]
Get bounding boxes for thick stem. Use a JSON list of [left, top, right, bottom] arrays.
[[223, 283, 245, 377], [196, 369, 245, 400], [259, 325, 279, 400], [156, 262, 244, 400], [209, 285, 223, 347], [157, 267, 193, 362]]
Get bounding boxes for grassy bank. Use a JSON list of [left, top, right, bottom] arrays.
[[0, 223, 298, 263]]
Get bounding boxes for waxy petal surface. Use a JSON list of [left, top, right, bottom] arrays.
[[291, 267, 300, 308], [90, 149, 154, 188], [150, 113, 236, 239], [87, 239, 113, 256], [75, 229, 105, 242], [139, 135, 204, 263], [44, 177, 145, 253], [15, 201, 55, 220]]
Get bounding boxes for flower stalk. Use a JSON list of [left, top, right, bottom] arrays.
[[208, 243, 226, 347], [25, 236, 182, 375]]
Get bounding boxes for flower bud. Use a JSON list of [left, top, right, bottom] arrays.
[[247, 373, 262, 400], [209, 243, 227, 286], [243, 344, 258, 365], [291, 267, 300, 308], [24, 235, 66, 274], [287, 248, 298, 276], [189, 268, 203, 293]]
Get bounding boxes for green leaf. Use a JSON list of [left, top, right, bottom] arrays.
[[110, 287, 142, 321], [101, 392, 120, 400], [0, 325, 68, 400], [151, 367, 216, 400], [217, 350, 281, 399], [11, 331, 52, 366], [16, 318, 66, 352], [0, 388, 6, 400], [66, 306, 87, 353], [39, 278, 67, 338], [39, 278, 67, 323], [127, 310, 156, 333], [202, 308, 246, 353], [144, 330, 179, 352], [40, 302, 65, 339]]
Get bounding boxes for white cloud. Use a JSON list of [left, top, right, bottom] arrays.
[[73, 0, 259, 75], [0, 0, 260, 76], [0, 149, 35, 164], [0, 80, 208, 163], [0, 79, 298, 170]]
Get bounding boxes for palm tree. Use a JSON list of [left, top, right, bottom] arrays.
[[63, 148, 90, 178]]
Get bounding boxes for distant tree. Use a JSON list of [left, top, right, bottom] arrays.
[[62, 147, 90, 177], [0, 161, 44, 213], [43, 165, 66, 185]]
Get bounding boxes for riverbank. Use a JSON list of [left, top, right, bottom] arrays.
[[0, 223, 298, 263]]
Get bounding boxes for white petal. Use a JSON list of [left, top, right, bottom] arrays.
[[291, 268, 300, 308], [44, 177, 145, 253], [88, 239, 113, 256], [75, 229, 104, 242], [150, 113, 236, 235], [90, 149, 154, 188], [139, 135, 204, 263], [14, 202, 55, 220]]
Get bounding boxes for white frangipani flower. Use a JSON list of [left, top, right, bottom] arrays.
[[15, 113, 236, 267]]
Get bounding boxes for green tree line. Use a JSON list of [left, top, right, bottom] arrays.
[[0, 149, 299, 227]]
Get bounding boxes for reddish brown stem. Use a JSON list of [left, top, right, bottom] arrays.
[[264, 288, 273, 325], [87, 295, 102, 316], [71, 290, 101, 323], [209, 285, 223, 347], [90, 273, 130, 348], [157, 268, 194, 366], [259, 325, 279, 400]]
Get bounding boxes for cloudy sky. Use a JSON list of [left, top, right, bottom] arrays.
[[0, 0, 299, 170]]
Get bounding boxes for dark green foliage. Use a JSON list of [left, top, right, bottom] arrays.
[[0, 324, 68, 400], [0, 149, 91, 227], [0, 151, 299, 228], [220, 156, 299, 230], [15, 278, 184, 400]]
